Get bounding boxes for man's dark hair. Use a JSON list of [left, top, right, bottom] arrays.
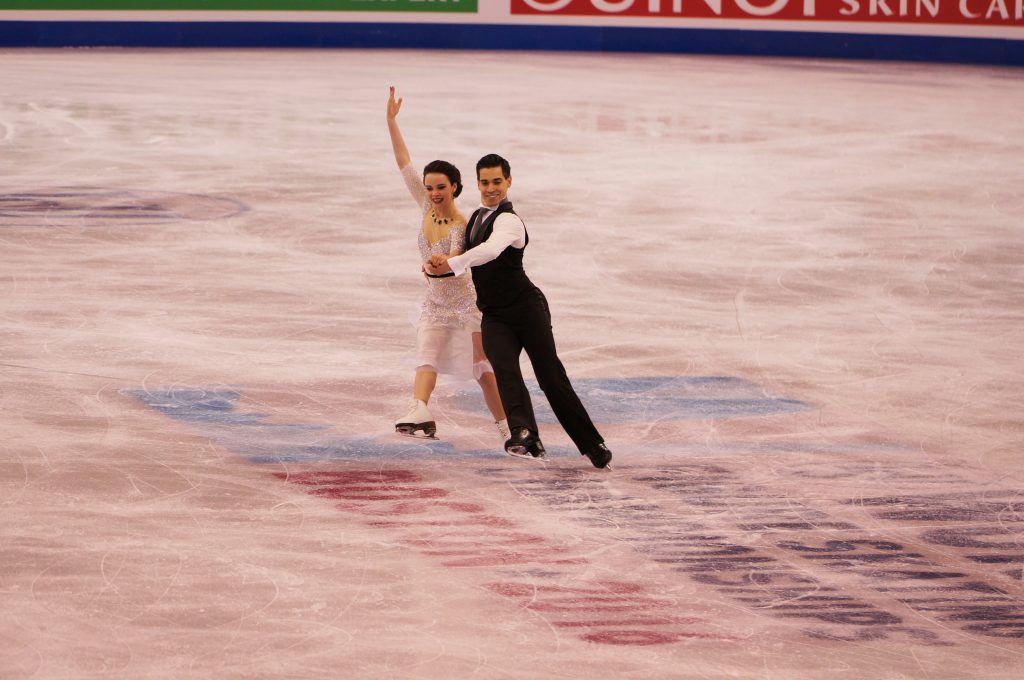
[[423, 160, 463, 198], [476, 154, 511, 180]]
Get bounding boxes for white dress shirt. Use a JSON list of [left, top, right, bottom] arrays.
[[446, 205, 527, 277]]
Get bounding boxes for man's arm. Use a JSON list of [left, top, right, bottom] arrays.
[[427, 213, 525, 276]]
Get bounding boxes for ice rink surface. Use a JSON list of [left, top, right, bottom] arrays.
[[1, 47, 1023, 678]]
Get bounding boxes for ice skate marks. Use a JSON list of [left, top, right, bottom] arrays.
[[124, 386, 1024, 646], [476, 463, 1024, 643]]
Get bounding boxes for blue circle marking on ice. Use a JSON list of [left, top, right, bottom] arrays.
[[124, 377, 809, 464], [0, 188, 248, 227]]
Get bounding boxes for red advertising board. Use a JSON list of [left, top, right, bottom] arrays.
[[511, 0, 1023, 26]]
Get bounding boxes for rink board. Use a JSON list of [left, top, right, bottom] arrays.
[[1, 0, 1023, 64]]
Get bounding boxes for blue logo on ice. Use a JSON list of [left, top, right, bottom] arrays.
[[455, 376, 808, 423], [125, 377, 808, 464]]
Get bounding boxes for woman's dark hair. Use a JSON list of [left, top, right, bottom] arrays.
[[423, 160, 462, 198]]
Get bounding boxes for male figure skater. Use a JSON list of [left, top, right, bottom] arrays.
[[426, 154, 612, 469]]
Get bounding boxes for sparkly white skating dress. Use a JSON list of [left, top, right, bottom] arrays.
[[401, 163, 483, 376]]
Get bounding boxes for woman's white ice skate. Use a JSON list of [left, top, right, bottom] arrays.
[[395, 399, 438, 439]]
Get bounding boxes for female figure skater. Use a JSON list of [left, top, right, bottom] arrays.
[[387, 86, 508, 441]]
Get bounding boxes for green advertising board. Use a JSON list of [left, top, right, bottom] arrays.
[[0, 0, 476, 10]]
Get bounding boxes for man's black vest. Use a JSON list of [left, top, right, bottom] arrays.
[[464, 201, 535, 312]]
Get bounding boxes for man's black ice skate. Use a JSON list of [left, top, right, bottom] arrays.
[[581, 442, 612, 469], [504, 426, 545, 460]]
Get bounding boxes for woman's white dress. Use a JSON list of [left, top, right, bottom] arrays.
[[401, 163, 481, 377]]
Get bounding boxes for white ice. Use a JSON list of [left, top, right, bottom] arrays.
[[1, 48, 1023, 679]]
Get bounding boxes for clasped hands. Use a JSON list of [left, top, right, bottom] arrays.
[[424, 254, 452, 276]]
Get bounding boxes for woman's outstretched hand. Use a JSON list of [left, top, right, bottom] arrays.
[[386, 86, 410, 168], [387, 86, 403, 121]]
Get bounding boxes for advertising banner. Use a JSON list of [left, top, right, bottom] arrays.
[[2, 0, 1020, 30], [511, 0, 1023, 28], [0, 1, 476, 9]]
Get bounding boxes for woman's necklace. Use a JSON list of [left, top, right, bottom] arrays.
[[430, 210, 452, 226]]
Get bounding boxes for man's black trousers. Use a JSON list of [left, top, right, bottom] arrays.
[[480, 288, 602, 451]]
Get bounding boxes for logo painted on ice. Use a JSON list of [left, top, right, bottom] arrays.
[[125, 376, 809, 463]]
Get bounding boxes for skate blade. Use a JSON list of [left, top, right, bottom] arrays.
[[506, 446, 545, 461], [396, 425, 438, 440], [397, 431, 439, 441]]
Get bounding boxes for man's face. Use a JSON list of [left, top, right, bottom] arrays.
[[477, 166, 511, 208]]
